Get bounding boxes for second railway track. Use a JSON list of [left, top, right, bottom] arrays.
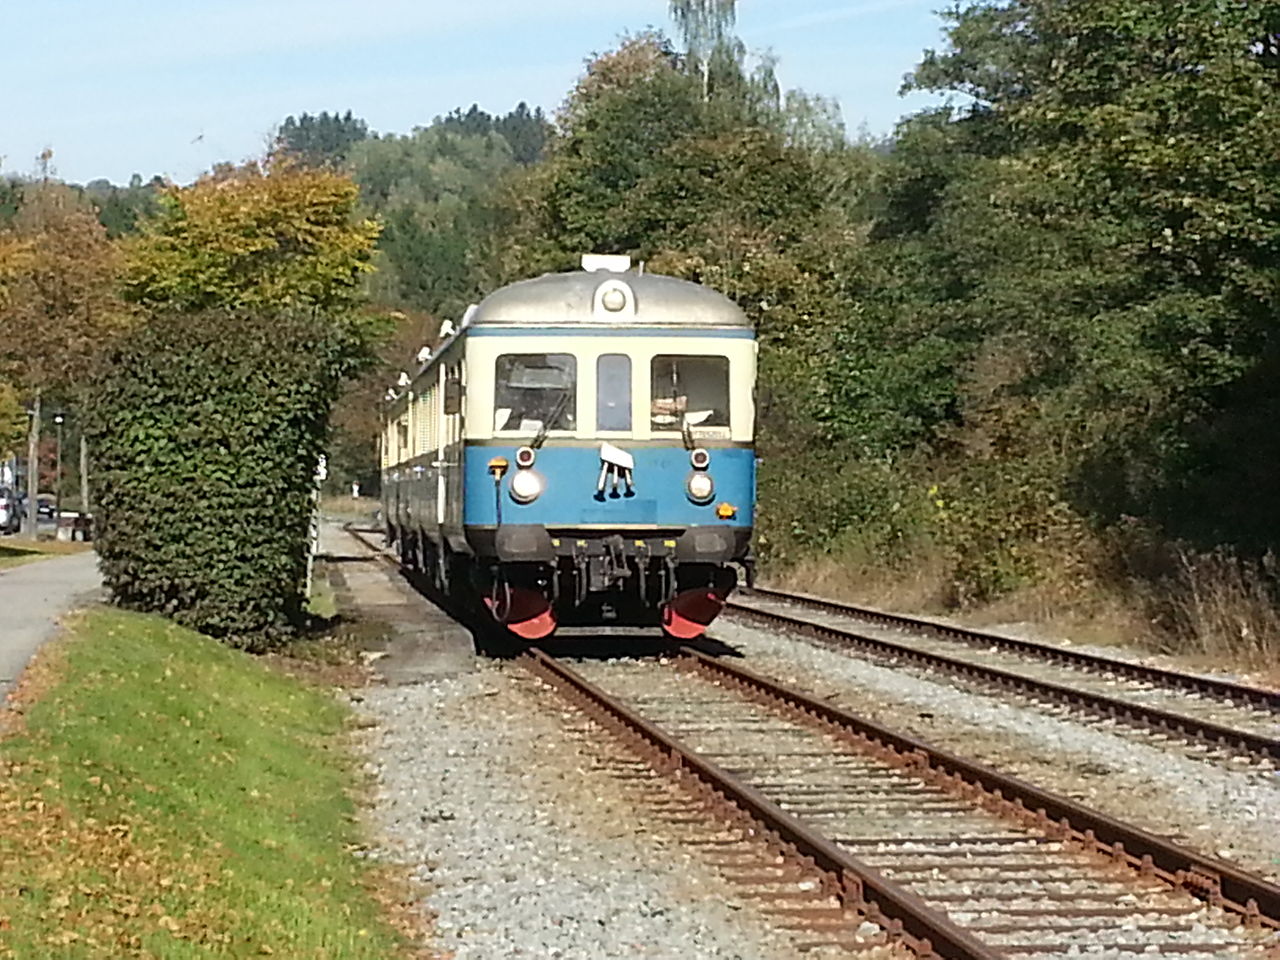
[[726, 587, 1280, 766], [526, 646, 1280, 959]]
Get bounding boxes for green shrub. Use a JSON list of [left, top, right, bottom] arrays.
[[88, 308, 374, 647]]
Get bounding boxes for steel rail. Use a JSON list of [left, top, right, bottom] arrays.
[[521, 647, 1000, 960], [679, 646, 1280, 930], [744, 585, 1280, 711], [727, 596, 1280, 762]]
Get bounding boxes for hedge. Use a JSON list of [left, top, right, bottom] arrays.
[[88, 308, 370, 646]]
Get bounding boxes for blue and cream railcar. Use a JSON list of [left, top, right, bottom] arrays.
[[381, 255, 756, 640]]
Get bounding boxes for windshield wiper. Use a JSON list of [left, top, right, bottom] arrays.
[[666, 374, 695, 451], [532, 389, 572, 449]]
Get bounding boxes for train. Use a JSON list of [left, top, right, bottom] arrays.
[[380, 254, 756, 641]]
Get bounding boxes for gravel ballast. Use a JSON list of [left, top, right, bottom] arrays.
[[356, 664, 808, 960], [711, 618, 1280, 885]]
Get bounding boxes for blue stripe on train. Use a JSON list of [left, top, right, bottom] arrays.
[[462, 444, 755, 528]]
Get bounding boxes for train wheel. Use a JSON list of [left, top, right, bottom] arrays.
[[397, 530, 415, 570]]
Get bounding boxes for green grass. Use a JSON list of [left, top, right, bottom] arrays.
[[0, 539, 92, 570], [0, 608, 414, 958], [0, 545, 42, 570], [306, 577, 339, 621]]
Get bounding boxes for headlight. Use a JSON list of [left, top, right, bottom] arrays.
[[686, 471, 714, 503], [510, 469, 544, 504], [515, 446, 536, 469], [690, 447, 710, 470]]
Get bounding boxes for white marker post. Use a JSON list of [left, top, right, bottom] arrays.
[[306, 455, 327, 600]]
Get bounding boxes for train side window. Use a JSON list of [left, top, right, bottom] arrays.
[[596, 354, 632, 432], [495, 354, 576, 433], [650, 356, 729, 431]]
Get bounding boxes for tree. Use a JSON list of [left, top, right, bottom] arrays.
[[82, 174, 165, 237], [0, 382, 23, 460], [0, 178, 21, 226], [94, 160, 383, 642], [489, 32, 874, 564], [433, 103, 550, 165], [348, 125, 516, 318], [276, 110, 369, 167], [904, 2, 1280, 523], [0, 176, 128, 536], [494, 102, 550, 165], [0, 236, 32, 463], [668, 0, 736, 98], [794, 0, 1280, 604], [436, 104, 495, 138], [123, 160, 380, 313], [326, 310, 438, 495]]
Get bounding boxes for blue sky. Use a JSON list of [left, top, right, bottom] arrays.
[[2, 1, 952, 186]]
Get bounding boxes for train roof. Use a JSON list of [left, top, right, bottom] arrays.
[[469, 268, 751, 330]]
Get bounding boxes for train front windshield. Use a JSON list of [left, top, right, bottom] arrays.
[[495, 354, 577, 432], [650, 355, 730, 431]]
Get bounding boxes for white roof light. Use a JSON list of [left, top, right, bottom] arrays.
[[593, 278, 636, 317], [581, 254, 632, 273]]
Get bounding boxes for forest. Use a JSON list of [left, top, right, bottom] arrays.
[[2, 0, 1278, 661]]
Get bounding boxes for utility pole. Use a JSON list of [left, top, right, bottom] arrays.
[[54, 413, 64, 526], [23, 392, 40, 540], [79, 433, 90, 518]]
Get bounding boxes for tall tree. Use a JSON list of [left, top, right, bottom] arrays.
[[348, 125, 516, 318], [668, 0, 736, 97], [903, 1, 1280, 541], [276, 110, 369, 167], [0, 178, 22, 226], [795, 0, 1280, 604], [123, 160, 380, 314], [433, 102, 550, 165], [494, 102, 550, 165], [0, 235, 32, 467], [494, 34, 867, 565], [0, 175, 128, 536], [83, 174, 165, 237], [0, 383, 22, 461]]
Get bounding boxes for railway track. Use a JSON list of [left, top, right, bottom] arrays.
[[526, 647, 1280, 959], [726, 588, 1280, 766], [337, 525, 1280, 954]]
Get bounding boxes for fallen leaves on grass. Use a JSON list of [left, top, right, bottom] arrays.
[[0, 768, 230, 955]]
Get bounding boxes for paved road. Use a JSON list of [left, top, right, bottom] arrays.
[[0, 551, 101, 702]]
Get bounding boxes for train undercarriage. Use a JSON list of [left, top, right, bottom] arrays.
[[391, 525, 748, 641]]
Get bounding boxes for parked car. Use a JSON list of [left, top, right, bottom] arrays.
[[35, 494, 57, 521], [0, 488, 21, 535]]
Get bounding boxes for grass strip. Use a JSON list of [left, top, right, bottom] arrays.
[[0, 539, 92, 570], [0, 607, 415, 958]]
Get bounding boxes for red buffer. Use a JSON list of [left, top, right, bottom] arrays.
[[661, 582, 733, 640], [485, 584, 558, 640]]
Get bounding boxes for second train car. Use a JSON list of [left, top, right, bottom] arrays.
[[381, 254, 756, 640]]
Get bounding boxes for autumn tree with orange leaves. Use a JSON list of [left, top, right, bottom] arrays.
[[0, 170, 130, 535]]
